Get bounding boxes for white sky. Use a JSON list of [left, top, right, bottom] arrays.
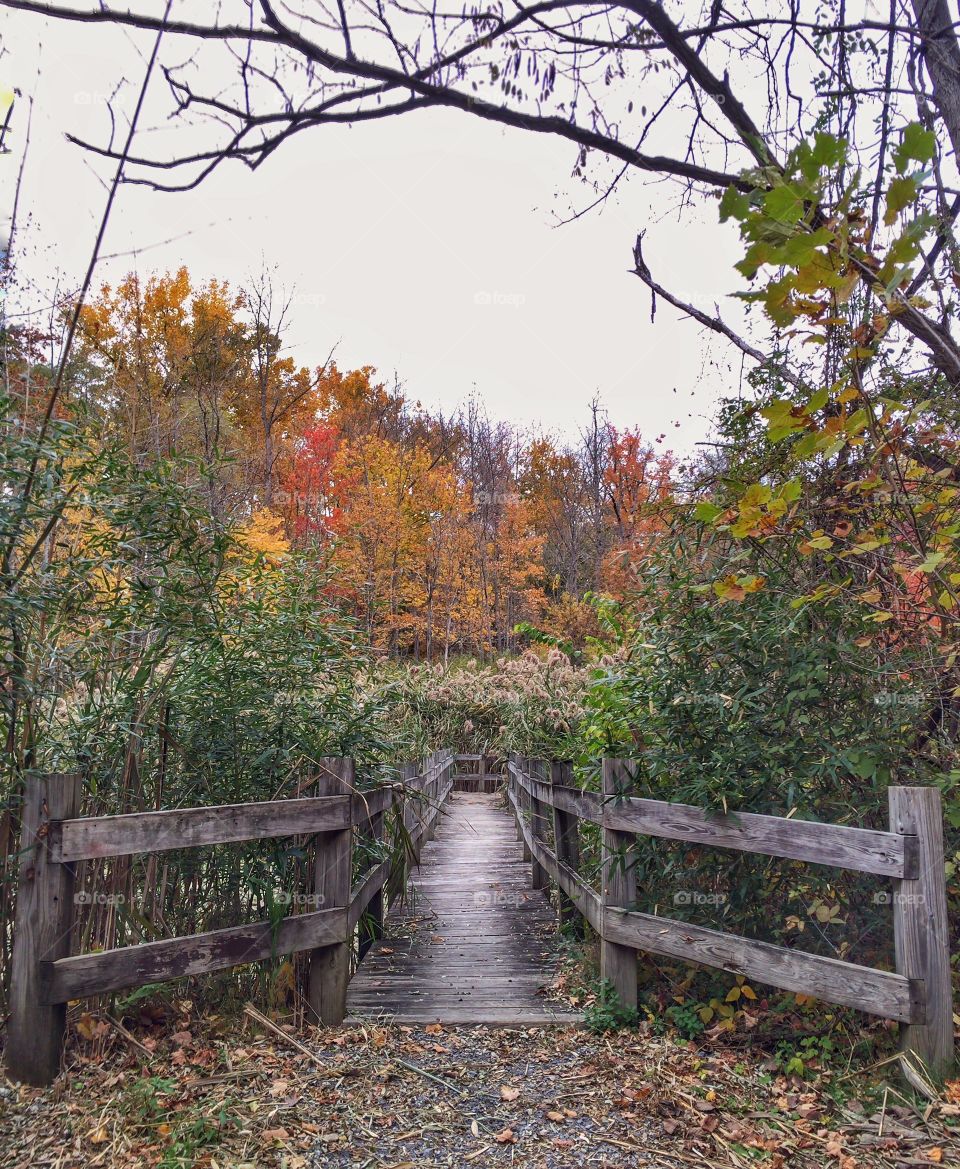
[[0, 10, 753, 453]]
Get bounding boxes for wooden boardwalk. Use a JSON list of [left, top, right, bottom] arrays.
[[347, 791, 579, 1024]]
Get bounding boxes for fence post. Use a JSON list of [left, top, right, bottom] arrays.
[[6, 773, 81, 1085], [509, 754, 524, 844], [550, 761, 583, 936], [427, 752, 442, 841], [307, 757, 352, 1027], [357, 797, 384, 962], [888, 786, 954, 1078], [601, 758, 637, 1012], [529, 758, 549, 891], [517, 757, 533, 862], [419, 753, 432, 848]]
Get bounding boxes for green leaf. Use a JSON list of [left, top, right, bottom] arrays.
[[719, 185, 751, 222], [918, 551, 946, 573], [893, 123, 936, 175], [694, 501, 723, 523], [884, 175, 918, 225], [742, 483, 772, 506], [764, 184, 806, 225], [778, 479, 803, 503]]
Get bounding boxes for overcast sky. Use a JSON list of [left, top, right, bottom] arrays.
[[0, 10, 752, 453]]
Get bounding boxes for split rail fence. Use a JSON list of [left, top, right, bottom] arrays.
[[6, 750, 954, 1086], [505, 756, 954, 1078], [6, 751, 456, 1085]]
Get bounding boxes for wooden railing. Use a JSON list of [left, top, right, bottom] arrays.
[[506, 756, 954, 1078], [5, 750, 456, 1085], [451, 753, 502, 793]]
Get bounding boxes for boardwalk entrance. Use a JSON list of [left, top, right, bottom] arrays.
[[347, 791, 578, 1024], [7, 750, 952, 1087]]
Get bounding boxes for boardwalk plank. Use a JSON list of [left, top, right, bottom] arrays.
[[348, 791, 579, 1025]]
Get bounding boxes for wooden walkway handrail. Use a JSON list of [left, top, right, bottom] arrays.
[[505, 754, 954, 1078], [507, 760, 914, 877], [506, 781, 601, 932], [6, 750, 459, 1086], [49, 794, 353, 862], [7, 747, 952, 1087], [44, 908, 348, 1003], [508, 761, 602, 823]]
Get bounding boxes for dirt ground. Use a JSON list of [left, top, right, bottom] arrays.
[[2, 1011, 959, 1168]]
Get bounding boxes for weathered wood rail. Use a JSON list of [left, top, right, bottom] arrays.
[[506, 756, 954, 1078], [7, 749, 953, 1086], [450, 753, 502, 793], [5, 751, 456, 1085]]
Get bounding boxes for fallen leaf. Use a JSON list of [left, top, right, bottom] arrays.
[[500, 1085, 520, 1102], [76, 1013, 98, 1041], [494, 1128, 516, 1144]]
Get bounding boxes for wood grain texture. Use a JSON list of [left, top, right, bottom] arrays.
[[508, 784, 601, 933], [354, 809, 387, 959], [528, 759, 550, 891], [307, 758, 353, 1027], [6, 774, 81, 1085], [607, 795, 913, 878], [51, 794, 352, 862], [352, 788, 394, 821], [603, 907, 921, 1023], [507, 762, 602, 823], [348, 791, 579, 1024], [889, 786, 955, 1074], [350, 858, 391, 932], [45, 907, 346, 1002], [601, 759, 638, 1010], [550, 761, 585, 936], [509, 760, 912, 877]]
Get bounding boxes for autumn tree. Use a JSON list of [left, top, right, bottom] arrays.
[[75, 269, 254, 511], [602, 426, 674, 596], [237, 272, 331, 508]]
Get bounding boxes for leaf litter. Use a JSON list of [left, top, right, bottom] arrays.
[[1, 1012, 958, 1167]]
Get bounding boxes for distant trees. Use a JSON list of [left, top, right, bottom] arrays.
[[70, 267, 675, 658]]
